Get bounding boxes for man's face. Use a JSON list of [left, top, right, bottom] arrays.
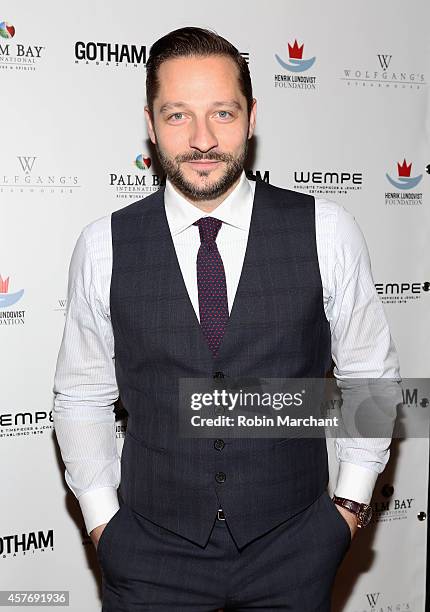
[[145, 54, 256, 202]]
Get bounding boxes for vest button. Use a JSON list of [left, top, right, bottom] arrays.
[[213, 371, 225, 379], [215, 471, 226, 483], [214, 439, 225, 451]]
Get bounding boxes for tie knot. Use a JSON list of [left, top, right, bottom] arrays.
[[193, 216, 223, 244]]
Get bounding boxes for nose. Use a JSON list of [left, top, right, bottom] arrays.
[[188, 116, 218, 153]]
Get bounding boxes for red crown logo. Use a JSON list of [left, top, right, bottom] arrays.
[[288, 39, 304, 60], [0, 275, 10, 293], [397, 159, 412, 177]]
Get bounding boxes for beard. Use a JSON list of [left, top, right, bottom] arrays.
[[154, 137, 248, 202]]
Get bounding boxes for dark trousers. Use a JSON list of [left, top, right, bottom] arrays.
[[97, 490, 351, 611]]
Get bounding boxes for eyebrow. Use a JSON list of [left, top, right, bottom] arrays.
[[159, 100, 243, 114]]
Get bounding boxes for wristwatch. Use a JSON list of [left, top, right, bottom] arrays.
[[332, 495, 373, 528]]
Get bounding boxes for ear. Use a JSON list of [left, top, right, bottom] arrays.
[[247, 98, 257, 139], [144, 105, 157, 145]]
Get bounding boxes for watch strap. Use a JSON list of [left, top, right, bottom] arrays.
[[332, 495, 373, 528]]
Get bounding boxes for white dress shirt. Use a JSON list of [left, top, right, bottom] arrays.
[[53, 170, 401, 535]]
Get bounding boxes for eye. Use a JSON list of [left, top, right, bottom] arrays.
[[217, 111, 233, 119], [168, 112, 185, 121]]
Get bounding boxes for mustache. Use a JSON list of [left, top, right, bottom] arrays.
[[176, 151, 233, 163]]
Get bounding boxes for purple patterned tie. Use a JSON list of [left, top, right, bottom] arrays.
[[193, 217, 229, 357]]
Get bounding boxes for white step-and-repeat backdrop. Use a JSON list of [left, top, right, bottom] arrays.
[[1, 1, 429, 610]]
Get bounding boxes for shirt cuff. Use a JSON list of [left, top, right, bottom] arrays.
[[333, 461, 379, 504], [78, 486, 120, 535]]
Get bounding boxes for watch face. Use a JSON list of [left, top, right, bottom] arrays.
[[358, 505, 373, 527]]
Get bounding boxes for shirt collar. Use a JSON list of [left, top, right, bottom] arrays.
[[164, 170, 253, 236]]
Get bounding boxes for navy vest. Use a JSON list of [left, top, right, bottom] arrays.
[[110, 177, 332, 548]]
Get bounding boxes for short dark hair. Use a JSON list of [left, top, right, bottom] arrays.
[[146, 26, 253, 118]]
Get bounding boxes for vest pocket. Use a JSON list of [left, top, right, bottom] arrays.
[[126, 429, 168, 453]]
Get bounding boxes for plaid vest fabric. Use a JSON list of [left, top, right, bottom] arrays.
[[110, 177, 332, 548]]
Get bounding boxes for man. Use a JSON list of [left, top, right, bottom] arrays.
[[53, 27, 401, 611]]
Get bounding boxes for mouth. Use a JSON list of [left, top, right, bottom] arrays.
[[186, 160, 222, 170]]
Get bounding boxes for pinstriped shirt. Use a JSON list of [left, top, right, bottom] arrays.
[[53, 171, 401, 535]]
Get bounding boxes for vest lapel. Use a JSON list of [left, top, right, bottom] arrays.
[[212, 177, 264, 363], [158, 190, 214, 363]]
